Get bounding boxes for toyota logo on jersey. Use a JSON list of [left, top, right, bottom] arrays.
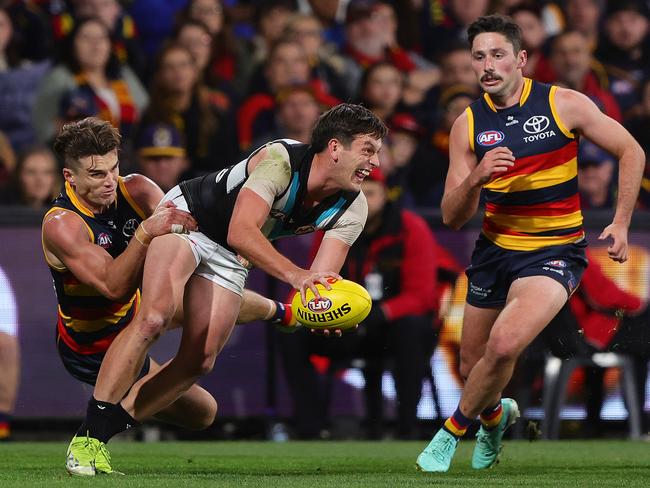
[[523, 115, 550, 134], [477, 130, 505, 146]]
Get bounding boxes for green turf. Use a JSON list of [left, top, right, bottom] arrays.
[[0, 440, 649, 487]]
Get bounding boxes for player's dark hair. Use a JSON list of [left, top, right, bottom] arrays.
[[310, 103, 388, 153], [53, 117, 121, 170], [467, 14, 523, 53]]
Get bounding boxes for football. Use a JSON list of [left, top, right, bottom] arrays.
[[291, 278, 372, 330]]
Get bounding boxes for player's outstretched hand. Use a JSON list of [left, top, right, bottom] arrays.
[[289, 269, 342, 306], [144, 201, 199, 238], [599, 222, 629, 263], [471, 146, 515, 186]]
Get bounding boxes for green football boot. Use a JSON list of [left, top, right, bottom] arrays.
[[415, 428, 459, 473], [65, 434, 96, 476], [471, 398, 520, 470], [94, 441, 124, 475]]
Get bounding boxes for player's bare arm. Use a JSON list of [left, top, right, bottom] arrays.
[[228, 143, 340, 303], [441, 110, 515, 229], [43, 175, 198, 301], [555, 88, 646, 262]]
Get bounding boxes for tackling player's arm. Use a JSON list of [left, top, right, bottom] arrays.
[[441, 110, 515, 229], [555, 88, 645, 262], [42, 174, 198, 301]]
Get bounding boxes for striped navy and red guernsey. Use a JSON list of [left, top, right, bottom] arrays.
[[467, 78, 583, 251]]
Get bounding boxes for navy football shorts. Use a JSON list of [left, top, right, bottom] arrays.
[[465, 234, 588, 308], [56, 333, 151, 387]]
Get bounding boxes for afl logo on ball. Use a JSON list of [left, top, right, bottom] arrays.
[[308, 297, 332, 313], [477, 130, 505, 146]]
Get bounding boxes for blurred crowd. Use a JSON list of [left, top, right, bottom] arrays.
[[0, 0, 648, 212]]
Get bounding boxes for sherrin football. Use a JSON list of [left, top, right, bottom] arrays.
[[291, 278, 372, 330]]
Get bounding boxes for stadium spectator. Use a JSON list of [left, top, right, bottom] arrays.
[[341, 0, 438, 101], [135, 122, 188, 193], [32, 17, 148, 145], [284, 13, 348, 100], [358, 62, 405, 123], [176, 0, 250, 94], [596, 1, 650, 118], [0, 7, 50, 153], [51, 0, 145, 79], [510, 5, 554, 82], [0, 146, 59, 210], [237, 38, 337, 151], [385, 113, 424, 203], [408, 85, 477, 207], [3, 0, 52, 62], [252, 84, 323, 147], [174, 19, 234, 112], [421, 0, 490, 61], [246, 0, 297, 70], [142, 42, 238, 175], [564, 0, 603, 52], [549, 30, 622, 122], [577, 140, 617, 209], [279, 168, 439, 440]]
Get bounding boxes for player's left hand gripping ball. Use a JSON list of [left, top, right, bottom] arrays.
[[291, 278, 372, 331]]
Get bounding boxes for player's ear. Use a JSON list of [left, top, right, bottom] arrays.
[[327, 138, 340, 162], [517, 49, 528, 70], [62, 168, 75, 185]]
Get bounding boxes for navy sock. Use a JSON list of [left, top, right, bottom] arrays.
[[77, 397, 138, 443]]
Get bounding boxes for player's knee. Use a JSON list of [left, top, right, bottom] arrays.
[[136, 311, 167, 341], [459, 357, 474, 380], [187, 396, 218, 431], [485, 336, 519, 365]]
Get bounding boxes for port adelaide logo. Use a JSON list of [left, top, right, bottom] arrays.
[[477, 130, 505, 146], [523, 115, 556, 143]]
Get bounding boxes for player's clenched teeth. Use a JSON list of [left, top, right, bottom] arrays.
[[355, 168, 371, 179]]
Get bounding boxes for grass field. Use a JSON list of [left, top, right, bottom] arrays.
[[1, 440, 649, 487]]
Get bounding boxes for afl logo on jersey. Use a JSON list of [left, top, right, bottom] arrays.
[[97, 233, 112, 249], [477, 130, 505, 146]]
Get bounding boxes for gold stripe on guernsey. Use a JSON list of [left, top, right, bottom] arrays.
[[118, 177, 147, 219], [549, 86, 574, 139], [483, 77, 533, 112], [484, 210, 583, 234], [482, 230, 584, 251], [41, 206, 95, 271], [465, 106, 475, 152], [484, 157, 577, 192], [519, 77, 533, 105], [60, 293, 138, 333], [65, 181, 94, 217]]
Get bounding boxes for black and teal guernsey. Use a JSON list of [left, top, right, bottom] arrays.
[[467, 78, 583, 251], [44, 179, 145, 354], [180, 139, 363, 250]]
